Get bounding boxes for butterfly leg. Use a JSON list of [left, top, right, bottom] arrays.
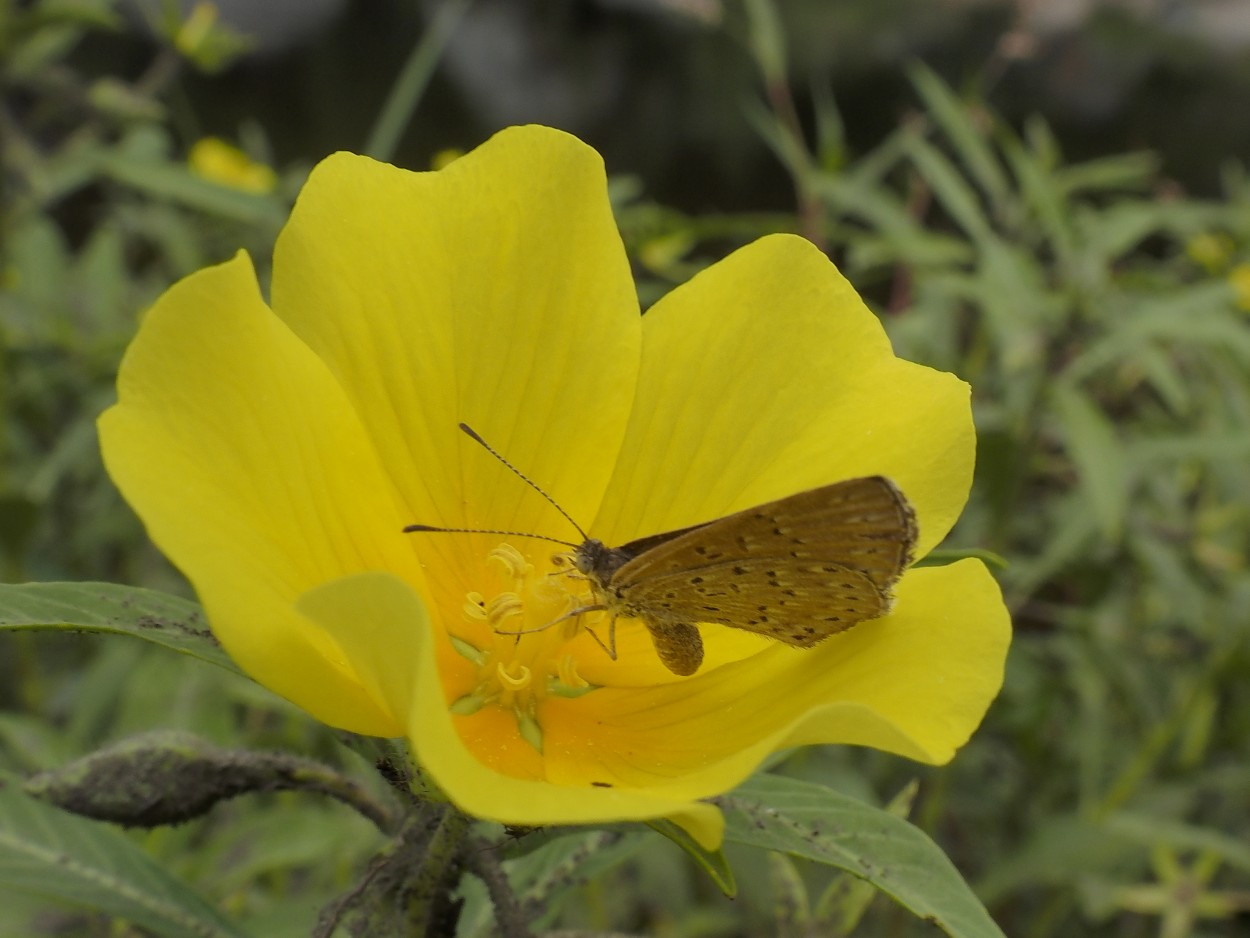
[[493, 603, 606, 637], [579, 612, 618, 661]]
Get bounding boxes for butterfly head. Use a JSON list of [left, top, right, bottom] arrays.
[[570, 538, 631, 589]]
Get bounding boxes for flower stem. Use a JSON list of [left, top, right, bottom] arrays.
[[465, 836, 534, 938], [402, 804, 473, 936]]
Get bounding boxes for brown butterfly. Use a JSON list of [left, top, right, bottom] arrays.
[[406, 425, 918, 676]]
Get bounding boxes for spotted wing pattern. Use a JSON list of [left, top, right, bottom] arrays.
[[608, 477, 917, 646]]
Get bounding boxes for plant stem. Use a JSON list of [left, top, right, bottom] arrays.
[[365, 0, 473, 163], [403, 804, 473, 936], [464, 836, 534, 938]]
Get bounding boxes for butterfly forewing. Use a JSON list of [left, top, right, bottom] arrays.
[[608, 476, 917, 646]]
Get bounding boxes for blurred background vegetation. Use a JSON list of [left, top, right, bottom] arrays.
[[4, 0, 1250, 935]]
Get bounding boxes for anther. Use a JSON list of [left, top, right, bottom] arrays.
[[488, 543, 532, 581], [485, 592, 524, 627], [497, 661, 532, 691]]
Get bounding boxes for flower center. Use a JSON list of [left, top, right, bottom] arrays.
[[447, 542, 600, 751]]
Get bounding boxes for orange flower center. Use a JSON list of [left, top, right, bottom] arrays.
[[447, 543, 601, 751]]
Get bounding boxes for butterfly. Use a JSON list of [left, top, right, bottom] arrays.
[[406, 425, 918, 676]]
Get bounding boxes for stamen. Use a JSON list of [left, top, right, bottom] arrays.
[[448, 541, 606, 751], [463, 591, 488, 621], [497, 661, 532, 691], [556, 654, 588, 689], [485, 592, 524, 628], [488, 543, 532, 581]]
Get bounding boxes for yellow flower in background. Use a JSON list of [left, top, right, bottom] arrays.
[[99, 126, 1010, 849], [173, 1, 220, 57], [188, 137, 276, 194], [430, 148, 464, 170], [1185, 232, 1234, 273], [1229, 263, 1250, 313]]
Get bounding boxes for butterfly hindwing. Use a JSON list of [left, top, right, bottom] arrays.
[[619, 554, 888, 646]]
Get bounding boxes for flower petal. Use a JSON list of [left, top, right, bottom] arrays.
[[98, 253, 421, 735], [592, 234, 973, 558], [538, 559, 1009, 797], [298, 571, 727, 850], [269, 127, 642, 553]]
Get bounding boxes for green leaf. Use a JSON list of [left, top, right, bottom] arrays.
[[97, 152, 286, 227], [743, 0, 788, 84], [1050, 384, 1129, 542], [1051, 151, 1159, 197], [1104, 813, 1250, 875], [975, 814, 1140, 905], [0, 582, 241, 675], [816, 175, 974, 269], [814, 780, 920, 935], [902, 132, 994, 246], [719, 774, 1005, 938], [1000, 130, 1077, 268], [907, 63, 1012, 212], [647, 817, 737, 896], [0, 781, 251, 938]]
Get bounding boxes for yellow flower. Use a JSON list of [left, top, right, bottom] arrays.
[[188, 137, 276, 194], [430, 148, 465, 170], [174, 2, 220, 58], [99, 126, 1010, 849], [1229, 262, 1250, 313], [1186, 232, 1233, 273]]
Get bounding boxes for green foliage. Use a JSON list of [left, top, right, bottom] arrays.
[[719, 775, 1005, 938], [0, 0, 294, 588], [0, 782, 250, 938], [0, 581, 238, 673], [5, 0, 1250, 936]]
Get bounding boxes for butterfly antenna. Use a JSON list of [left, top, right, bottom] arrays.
[[402, 522, 578, 549], [457, 422, 590, 541]]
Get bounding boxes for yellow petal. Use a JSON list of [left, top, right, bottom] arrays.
[[98, 253, 422, 735], [538, 559, 1009, 797], [592, 234, 973, 559], [269, 127, 641, 566], [298, 571, 726, 850]]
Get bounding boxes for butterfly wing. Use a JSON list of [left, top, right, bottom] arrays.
[[624, 557, 887, 646], [616, 476, 917, 589], [609, 477, 917, 646]]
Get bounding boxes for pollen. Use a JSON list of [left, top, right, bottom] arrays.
[[451, 541, 602, 753]]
